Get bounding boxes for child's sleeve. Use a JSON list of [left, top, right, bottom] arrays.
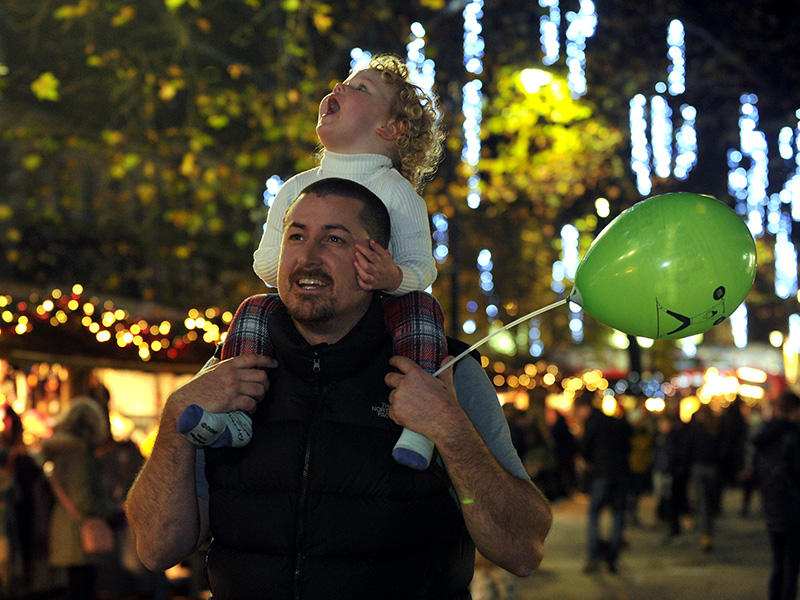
[[253, 181, 297, 288], [385, 182, 438, 295]]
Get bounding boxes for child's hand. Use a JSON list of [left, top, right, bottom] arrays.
[[355, 239, 403, 292]]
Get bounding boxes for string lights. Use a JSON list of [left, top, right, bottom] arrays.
[[730, 303, 749, 349], [462, 0, 484, 210], [726, 94, 768, 345], [538, 0, 560, 66], [539, 0, 597, 97], [628, 19, 697, 196], [779, 118, 800, 222], [461, 1, 495, 337], [0, 284, 231, 362], [729, 94, 768, 237], [476, 249, 498, 320], [261, 174, 284, 209], [774, 115, 800, 299], [432, 212, 449, 264], [564, 0, 597, 98], [558, 224, 583, 343], [406, 22, 436, 94], [666, 19, 686, 95], [405, 23, 448, 278]]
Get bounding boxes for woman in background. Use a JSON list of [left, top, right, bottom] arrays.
[[41, 397, 118, 600]]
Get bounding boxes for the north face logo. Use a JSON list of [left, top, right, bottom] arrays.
[[372, 402, 390, 419]]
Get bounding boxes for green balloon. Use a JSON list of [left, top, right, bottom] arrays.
[[570, 193, 757, 339]]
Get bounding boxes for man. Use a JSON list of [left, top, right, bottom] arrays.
[[126, 178, 552, 599], [753, 390, 800, 600], [574, 389, 632, 574]]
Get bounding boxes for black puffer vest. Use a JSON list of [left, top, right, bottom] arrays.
[[204, 297, 474, 599]]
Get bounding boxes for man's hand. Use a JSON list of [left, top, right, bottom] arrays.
[[387, 354, 552, 576], [354, 239, 403, 293], [167, 354, 277, 419], [384, 355, 460, 443], [127, 352, 277, 572]]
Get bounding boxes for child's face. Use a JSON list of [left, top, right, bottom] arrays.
[[316, 68, 398, 155]]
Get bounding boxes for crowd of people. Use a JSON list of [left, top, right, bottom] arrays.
[[501, 391, 757, 557], [497, 387, 800, 600], [0, 376, 796, 600]]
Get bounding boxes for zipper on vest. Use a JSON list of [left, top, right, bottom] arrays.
[[294, 350, 323, 600]]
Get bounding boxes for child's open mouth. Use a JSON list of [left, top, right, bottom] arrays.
[[321, 96, 340, 117]]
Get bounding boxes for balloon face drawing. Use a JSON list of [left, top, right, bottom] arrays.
[[657, 295, 726, 338], [570, 193, 757, 340]]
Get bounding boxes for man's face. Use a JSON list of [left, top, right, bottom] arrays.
[[278, 192, 373, 344]]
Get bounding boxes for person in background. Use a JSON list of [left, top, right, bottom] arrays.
[[0, 414, 17, 596], [574, 390, 632, 574], [652, 412, 684, 543], [753, 390, 800, 600], [95, 396, 171, 600], [501, 403, 528, 461], [719, 395, 751, 515], [684, 403, 722, 552], [627, 411, 655, 527], [0, 405, 55, 597], [40, 397, 120, 600], [549, 408, 577, 500], [522, 417, 560, 502]]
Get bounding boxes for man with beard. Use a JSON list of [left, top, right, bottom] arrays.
[[126, 178, 552, 599]]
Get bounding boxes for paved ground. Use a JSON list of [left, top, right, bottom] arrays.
[[506, 489, 772, 600], [92, 488, 773, 600]]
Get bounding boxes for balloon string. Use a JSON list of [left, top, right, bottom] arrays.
[[433, 298, 569, 377]]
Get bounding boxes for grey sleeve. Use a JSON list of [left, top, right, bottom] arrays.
[[452, 355, 529, 480]]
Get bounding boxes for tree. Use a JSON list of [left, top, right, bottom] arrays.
[[1, 0, 798, 363], [436, 66, 636, 352], [0, 0, 414, 307]]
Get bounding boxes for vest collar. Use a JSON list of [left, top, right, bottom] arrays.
[[271, 294, 389, 381]]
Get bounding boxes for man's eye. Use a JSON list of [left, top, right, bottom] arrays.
[[288, 233, 304, 241], [328, 235, 344, 243]]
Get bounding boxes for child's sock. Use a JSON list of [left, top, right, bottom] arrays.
[[177, 405, 253, 448], [176, 294, 283, 449], [392, 430, 435, 470]]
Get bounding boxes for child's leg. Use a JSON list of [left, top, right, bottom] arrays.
[[382, 292, 446, 470], [220, 294, 285, 360], [177, 294, 284, 448], [382, 291, 446, 374]]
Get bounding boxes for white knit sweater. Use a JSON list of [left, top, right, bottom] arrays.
[[252, 151, 437, 295]]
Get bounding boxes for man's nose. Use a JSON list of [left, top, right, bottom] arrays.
[[297, 240, 323, 265], [333, 82, 345, 93]]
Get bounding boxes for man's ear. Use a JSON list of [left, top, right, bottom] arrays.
[[376, 119, 406, 141]]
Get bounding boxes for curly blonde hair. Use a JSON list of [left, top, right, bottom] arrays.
[[366, 54, 445, 194]]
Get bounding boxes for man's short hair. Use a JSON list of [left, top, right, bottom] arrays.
[[289, 178, 391, 248], [777, 390, 800, 416]]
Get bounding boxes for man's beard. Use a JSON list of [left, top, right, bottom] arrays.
[[287, 296, 337, 327], [283, 268, 337, 326]]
